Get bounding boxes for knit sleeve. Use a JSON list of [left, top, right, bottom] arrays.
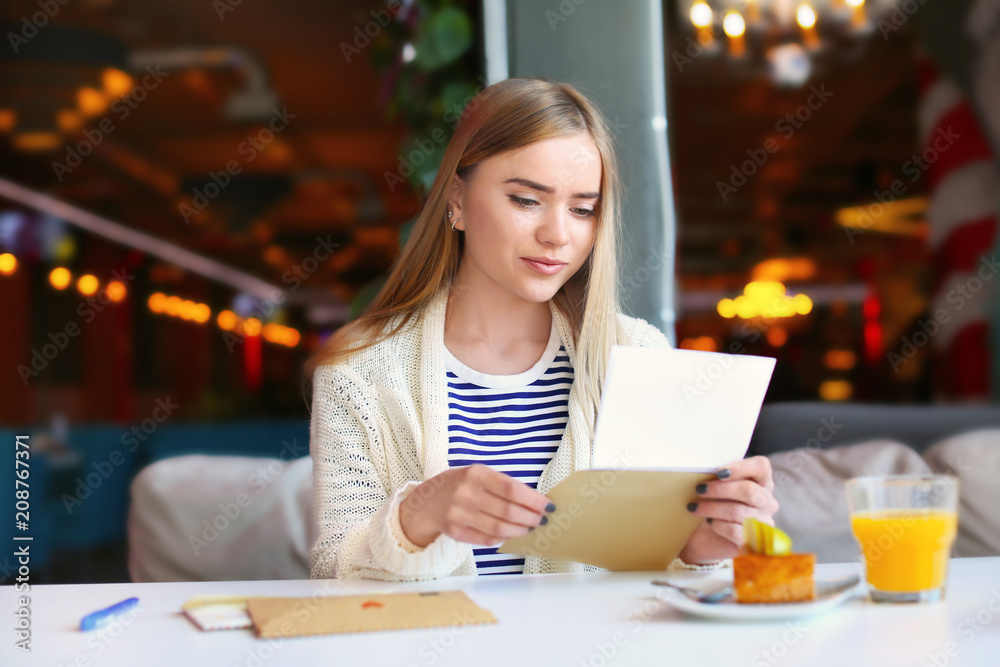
[[309, 365, 465, 581], [617, 313, 672, 349]]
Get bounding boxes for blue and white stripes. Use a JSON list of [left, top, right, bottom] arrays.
[[444, 324, 572, 575]]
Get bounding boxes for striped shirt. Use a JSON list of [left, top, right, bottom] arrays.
[[445, 321, 572, 575]]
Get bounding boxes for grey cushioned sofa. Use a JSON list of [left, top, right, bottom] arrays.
[[754, 402, 1000, 563], [126, 402, 1000, 581]]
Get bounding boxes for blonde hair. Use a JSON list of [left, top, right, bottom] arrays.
[[306, 77, 625, 425]]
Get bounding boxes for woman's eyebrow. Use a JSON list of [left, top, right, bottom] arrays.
[[503, 177, 600, 200]]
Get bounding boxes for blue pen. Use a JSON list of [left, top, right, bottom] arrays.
[[79, 597, 139, 631]]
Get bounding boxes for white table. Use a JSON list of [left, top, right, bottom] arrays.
[[4, 558, 999, 667]]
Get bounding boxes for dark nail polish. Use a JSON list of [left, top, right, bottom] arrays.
[[717, 469, 731, 480], [545, 503, 557, 513], [695, 483, 707, 494], [687, 502, 698, 512], [528, 526, 535, 532], [707, 518, 713, 524], [540, 515, 549, 526]]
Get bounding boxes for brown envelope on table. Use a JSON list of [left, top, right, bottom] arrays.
[[499, 469, 715, 571], [246, 591, 497, 638]]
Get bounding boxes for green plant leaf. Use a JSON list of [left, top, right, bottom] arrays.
[[414, 7, 473, 71]]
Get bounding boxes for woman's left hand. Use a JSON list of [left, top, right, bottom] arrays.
[[677, 455, 780, 565]]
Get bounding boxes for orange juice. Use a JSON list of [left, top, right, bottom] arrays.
[[850, 509, 958, 592]]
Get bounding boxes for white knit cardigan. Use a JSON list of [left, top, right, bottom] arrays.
[[309, 283, 674, 581]]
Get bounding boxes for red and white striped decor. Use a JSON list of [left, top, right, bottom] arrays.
[[918, 54, 999, 399]]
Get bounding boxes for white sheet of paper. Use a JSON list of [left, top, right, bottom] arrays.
[[592, 346, 776, 470]]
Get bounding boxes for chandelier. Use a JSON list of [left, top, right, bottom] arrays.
[[680, 0, 901, 85]]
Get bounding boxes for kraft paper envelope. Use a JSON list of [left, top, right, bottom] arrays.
[[592, 346, 776, 469], [499, 469, 715, 570], [501, 347, 775, 570], [246, 591, 497, 638]]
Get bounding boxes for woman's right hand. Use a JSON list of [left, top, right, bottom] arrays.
[[398, 464, 554, 548]]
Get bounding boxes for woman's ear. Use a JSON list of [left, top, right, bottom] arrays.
[[447, 174, 466, 231]]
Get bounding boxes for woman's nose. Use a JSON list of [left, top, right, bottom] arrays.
[[538, 208, 571, 247]]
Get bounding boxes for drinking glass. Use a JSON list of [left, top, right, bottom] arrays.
[[845, 475, 959, 603]]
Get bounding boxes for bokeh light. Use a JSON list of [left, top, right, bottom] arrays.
[[77, 274, 99, 296], [796, 5, 817, 29], [217, 310, 238, 330], [148, 292, 167, 313], [690, 2, 713, 28], [193, 303, 211, 323], [49, 267, 72, 290], [723, 11, 746, 38], [242, 317, 262, 336], [105, 280, 127, 302]]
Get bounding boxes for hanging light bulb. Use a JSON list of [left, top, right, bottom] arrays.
[[796, 4, 817, 29], [724, 12, 746, 37], [845, 0, 866, 28], [796, 4, 819, 49], [690, 2, 713, 28], [690, 1, 715, 47], [723, 11, 746, 57]]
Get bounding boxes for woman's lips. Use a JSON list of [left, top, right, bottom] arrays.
[[521, 258, 567, 275]]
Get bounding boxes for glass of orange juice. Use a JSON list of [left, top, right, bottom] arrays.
[[846, 475, 959, 603]]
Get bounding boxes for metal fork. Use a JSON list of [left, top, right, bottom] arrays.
[[651, 580, 733, 604]]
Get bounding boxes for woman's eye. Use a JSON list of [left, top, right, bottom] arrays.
[[572, 208, 596, 218], [509, 194, 538, 209]]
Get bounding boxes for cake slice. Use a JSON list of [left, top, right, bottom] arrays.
[[734, 552, 816, 603], [734, 519, 816, 603]]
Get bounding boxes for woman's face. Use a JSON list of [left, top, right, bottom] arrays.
[[449, 132, 602, 304]]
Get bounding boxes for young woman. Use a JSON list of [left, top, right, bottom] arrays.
[[307, 77, 778, 581]]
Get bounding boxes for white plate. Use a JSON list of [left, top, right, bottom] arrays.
[[656, 576, 861, 621]]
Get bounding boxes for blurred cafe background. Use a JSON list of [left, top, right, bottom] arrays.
[[2, 0, 999, 584]]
